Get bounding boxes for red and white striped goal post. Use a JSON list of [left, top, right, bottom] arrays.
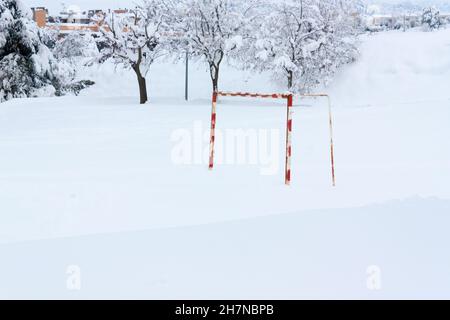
[[208, 91, 336, 187]]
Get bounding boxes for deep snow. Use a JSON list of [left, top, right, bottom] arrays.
[[2, 197, 450, 299], [1, 28, 450, 298]]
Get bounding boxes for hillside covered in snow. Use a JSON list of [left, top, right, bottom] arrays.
[[366, 0, 450, 14]]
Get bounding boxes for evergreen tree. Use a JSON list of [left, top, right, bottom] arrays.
[[0, 0, 92, 102]]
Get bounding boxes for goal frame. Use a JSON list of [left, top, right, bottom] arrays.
[[208, 91, 294, 185], [208, 91, 336, 186]]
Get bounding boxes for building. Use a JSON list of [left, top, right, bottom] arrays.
[[31, 7, 48, 28], [31, 6, 130, 35]]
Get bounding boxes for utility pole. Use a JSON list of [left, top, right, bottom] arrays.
[[185, 50, 189, 101]]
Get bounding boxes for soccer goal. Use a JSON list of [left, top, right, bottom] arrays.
[[208, 91, 336, 186]]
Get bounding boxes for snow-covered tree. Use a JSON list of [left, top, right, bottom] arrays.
[[54, 32, 99, 61], [40, 27, 59, 49], [0, 0, 93, 102], [172, 0, 256, 92], [422, 7, 441, 31], [248, 0, 359, 93], [0, 0, 57, 101], [95, 1, 170, 104]]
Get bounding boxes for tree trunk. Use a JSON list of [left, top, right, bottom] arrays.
[[212, 73, 218, 93], [134, 66, 148, 105], [210, 64, 220, 93], [287, 70, 293, 90], [138, 75, 148, 105]]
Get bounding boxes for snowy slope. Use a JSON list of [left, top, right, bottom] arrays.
[[1, 28, 450, 298], [328, 29, 450, 107], [1, 197, 450, 299]]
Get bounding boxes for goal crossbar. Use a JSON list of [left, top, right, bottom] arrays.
[[217, 91, 292, 99]]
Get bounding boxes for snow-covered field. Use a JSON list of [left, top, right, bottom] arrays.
[[1, 28, 450, 299]]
